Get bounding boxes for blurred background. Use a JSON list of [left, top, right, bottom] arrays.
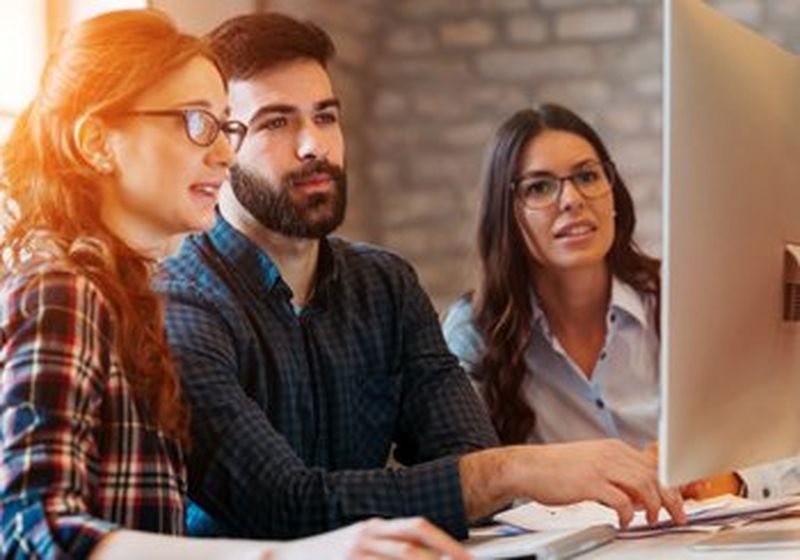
[[2, 0, 798, 310]]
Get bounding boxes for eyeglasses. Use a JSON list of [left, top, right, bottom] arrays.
[[511, 160, 615, 210], [123, 108, 248, 152]]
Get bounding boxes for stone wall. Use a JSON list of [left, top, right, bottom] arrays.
[[167, 0, 800, 310]]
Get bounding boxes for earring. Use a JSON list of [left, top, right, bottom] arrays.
[[94, 158, 113, 174]]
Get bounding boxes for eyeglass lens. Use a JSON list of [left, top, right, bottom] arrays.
[[516, 162, 612, 208]]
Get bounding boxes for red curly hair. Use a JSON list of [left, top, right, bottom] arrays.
[[1, 9, 221, 446]]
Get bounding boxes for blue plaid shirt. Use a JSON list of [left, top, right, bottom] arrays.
[[160, 216, 498, 540]]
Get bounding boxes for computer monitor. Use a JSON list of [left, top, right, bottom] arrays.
[[660, 0, 800, 487]]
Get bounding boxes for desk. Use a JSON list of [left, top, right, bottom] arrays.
[[583, 518, 800, 559]]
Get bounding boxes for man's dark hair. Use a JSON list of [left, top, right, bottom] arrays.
[[207, 13, 336, 80]]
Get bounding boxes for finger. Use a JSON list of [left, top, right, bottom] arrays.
[[351, 553, 436, 560], [599, 460, 661, 526], [361, 518, 472, 560], [351, 538, 439, 560], [594, 484, 634, 529], [660, 485, 687, 525], [631, 483, 661, 526]]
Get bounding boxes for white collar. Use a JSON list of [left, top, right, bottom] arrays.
[[531, 276, 653, 333]]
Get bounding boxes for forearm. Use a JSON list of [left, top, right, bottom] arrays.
[[90, 530, 275, 560], [458, 447, 523, 521], [195, 410, 471, 538]]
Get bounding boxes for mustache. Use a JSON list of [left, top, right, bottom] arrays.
[[286, 159, 344, 185]]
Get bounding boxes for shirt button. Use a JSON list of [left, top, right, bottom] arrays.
[[763, 488, 771, 498], [595, 398, 605, 409]]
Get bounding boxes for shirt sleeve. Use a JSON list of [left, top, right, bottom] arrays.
[[1, 271, 118, 559], [737, 455, 800, 499], [392, 264, 499, 464], [441, 297, 486, 376], [165, 279, 497, 540]]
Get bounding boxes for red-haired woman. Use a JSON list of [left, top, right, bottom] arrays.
[[0, 10, 469, 560]]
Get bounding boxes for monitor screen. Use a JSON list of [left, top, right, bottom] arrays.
[[660, 0, 800, 487]]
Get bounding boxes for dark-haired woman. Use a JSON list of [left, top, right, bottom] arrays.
[[0, 9, 469, 560], [444, 104, 800, 502]]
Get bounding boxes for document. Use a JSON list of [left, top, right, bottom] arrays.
[[493, 495, 800, 538]]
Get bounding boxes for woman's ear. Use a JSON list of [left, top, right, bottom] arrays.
[[74, 115, 116, 175]]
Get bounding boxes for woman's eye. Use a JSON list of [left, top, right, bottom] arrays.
[[575, 170, 599, 184], [186, 113, 208, 136], [526, 180, 556, 197]]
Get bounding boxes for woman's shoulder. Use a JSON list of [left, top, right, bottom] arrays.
[[442, 294, 477, 335], [1, 261, 113, 325], [442, 294, 487, 373], [610, 277, 658, 329]]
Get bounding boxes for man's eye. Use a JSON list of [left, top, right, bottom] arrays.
[[315, 112, 338, 125], [259, 116, 288, 131]]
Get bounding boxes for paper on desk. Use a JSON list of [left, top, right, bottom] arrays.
[[494, 495, 800, 537], [495, 498, 724, 531]]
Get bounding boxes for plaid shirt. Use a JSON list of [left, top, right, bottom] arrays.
[[0, 266, 186, 559], [161, 216, 499, 540]]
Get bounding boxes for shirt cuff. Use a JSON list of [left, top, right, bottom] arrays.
[[737, 465, 776, 499], [2, 499, 118, 559], [393, 455, 469, 539]]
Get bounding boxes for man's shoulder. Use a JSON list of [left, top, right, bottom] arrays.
[[329, 237, 415, 280], [162, 236, 205, 279], [159, 236, 230, 302]]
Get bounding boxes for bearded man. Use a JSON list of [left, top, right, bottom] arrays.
[[162, 12, 684, 543]]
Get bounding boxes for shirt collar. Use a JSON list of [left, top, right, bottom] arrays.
[[530, 276, 652, 333], [204, 213, 340, 304], [609, 276, 651, 329]]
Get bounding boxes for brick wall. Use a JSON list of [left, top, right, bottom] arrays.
[[261, 1, 800, 310]]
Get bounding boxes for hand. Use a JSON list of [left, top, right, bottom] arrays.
[[506, 440, 687, 529], [645, 441, 743, 500], [681, 472, 743, 500], [276, 517, 473, 560]]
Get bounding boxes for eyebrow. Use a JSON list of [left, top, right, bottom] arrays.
[[316, 98, 341, 111], [521, 158, 600, 177], [247, 97, 342, 126], [173, 99, 231, 117]]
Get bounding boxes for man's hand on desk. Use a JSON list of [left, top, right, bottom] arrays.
[[459, 439, 687, 530]]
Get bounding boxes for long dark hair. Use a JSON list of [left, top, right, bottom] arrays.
[[472, 104, 660, 444]]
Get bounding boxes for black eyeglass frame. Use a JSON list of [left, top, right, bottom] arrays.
[[123, 108, 248, 152], [511, 160, 617, 210]]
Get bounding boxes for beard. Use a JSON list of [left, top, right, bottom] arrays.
[[229, 159, 347, 239]]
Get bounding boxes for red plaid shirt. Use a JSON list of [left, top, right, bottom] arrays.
[[1, 265, 186, 559]]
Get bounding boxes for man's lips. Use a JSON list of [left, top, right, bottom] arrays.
[[293, 173, 333, 189]]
